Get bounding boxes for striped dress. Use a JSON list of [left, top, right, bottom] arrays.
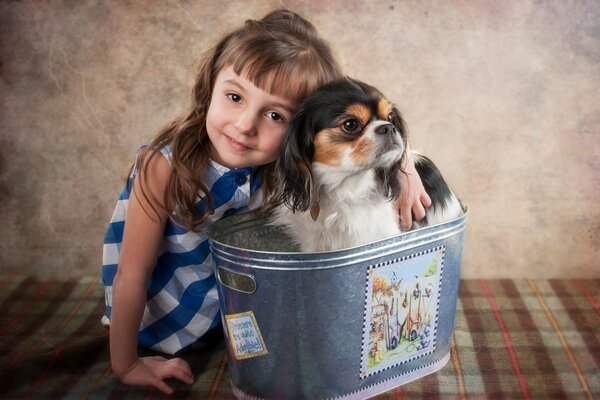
[[101, 144, 262, 354]]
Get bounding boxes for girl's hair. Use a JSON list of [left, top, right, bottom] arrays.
[[131, 9, 342, 230]]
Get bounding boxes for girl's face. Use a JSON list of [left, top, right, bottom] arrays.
[[206, 66, 296, 169]]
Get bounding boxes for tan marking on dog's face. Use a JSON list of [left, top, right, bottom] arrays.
[[313, 128, 344, 166], [377, 98, 392, 120], [350, 134, 373, 165], [314, 103, 385, 167], [343, 104, 372, 127]]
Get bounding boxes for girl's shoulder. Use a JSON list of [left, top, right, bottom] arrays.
[[131, 142, 172, 176], [157, 143, 173, 164]]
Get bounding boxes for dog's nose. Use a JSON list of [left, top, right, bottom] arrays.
[[375, 123, 396, 135]]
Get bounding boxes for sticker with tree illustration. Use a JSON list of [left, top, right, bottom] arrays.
[[360, 246, 444, 378]]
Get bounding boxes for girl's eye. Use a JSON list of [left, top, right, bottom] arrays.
[[227, 93, 242, 102], [342, 119, 360, 133], [267, 111, 284, 123]]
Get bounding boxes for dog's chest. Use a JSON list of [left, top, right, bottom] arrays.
[[276, 199, 400, 252]]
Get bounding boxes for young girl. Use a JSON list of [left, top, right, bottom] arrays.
[[102, 9, 429, 394]]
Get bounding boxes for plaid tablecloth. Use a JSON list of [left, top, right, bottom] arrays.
[[1, 276, 598, 399]]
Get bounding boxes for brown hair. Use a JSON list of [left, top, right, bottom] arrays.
[[131, 9, 342, 230]]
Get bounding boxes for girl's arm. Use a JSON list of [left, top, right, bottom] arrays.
[[394, 143, 432, 230], [109, 153, 194, 395]]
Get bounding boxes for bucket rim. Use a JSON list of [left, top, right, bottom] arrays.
[[208, 207, 468, 270]]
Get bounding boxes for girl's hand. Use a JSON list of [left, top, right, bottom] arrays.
[[394, 148, 431, 231], [116, 356, 194, 395]]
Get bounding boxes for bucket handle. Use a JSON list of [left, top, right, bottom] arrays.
[[216, 266, 257, 294]]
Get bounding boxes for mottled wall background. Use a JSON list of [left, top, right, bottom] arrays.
[[1, 0, 599, 278]]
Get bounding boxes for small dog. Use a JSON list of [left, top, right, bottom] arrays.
[[270, 78, 462, 252]]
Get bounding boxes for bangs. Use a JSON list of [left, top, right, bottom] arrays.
[[217, 33, 339, 105], [234, 57, 322, 105]]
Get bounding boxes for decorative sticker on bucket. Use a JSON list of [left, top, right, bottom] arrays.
[[224, 311, 268, 360], [360, 246, 445, 378]]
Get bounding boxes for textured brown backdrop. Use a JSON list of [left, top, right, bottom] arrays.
[[1, 0, 599, 278]]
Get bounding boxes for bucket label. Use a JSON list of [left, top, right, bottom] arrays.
[[224, 311, 268, 360], [360, 246, 444, 378]]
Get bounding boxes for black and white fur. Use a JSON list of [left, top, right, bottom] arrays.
[[270, 78, 462, 252]]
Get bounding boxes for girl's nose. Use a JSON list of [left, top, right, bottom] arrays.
[[234, 110, 257, 136]]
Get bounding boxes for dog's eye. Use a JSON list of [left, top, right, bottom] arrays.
[[342, 119, 360, 133], [388, 113, 394, 121]]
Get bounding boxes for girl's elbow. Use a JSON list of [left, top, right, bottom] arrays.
[[113, 264, 152, 290]]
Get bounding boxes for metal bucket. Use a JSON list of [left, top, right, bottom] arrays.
[[209, 209, 467, 399]]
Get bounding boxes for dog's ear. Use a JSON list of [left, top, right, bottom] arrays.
[[377, 105, 408, 199], [389, 105, 408, 152], [273, 107, 317, 212]]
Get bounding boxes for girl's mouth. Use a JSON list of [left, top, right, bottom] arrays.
[[226, 135, 252, 152]]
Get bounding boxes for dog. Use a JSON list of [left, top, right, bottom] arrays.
[[269, 77, 462, 252]]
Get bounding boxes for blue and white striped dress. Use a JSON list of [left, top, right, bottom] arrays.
[[102, 144, 262, 354]]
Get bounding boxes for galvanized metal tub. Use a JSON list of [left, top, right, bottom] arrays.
[[208, 209, 467, 399]]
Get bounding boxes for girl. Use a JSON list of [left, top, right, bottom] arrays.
[[102, 9, 430, 394]]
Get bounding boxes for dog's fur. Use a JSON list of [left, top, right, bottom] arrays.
[[269, 78, 462, 252]]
